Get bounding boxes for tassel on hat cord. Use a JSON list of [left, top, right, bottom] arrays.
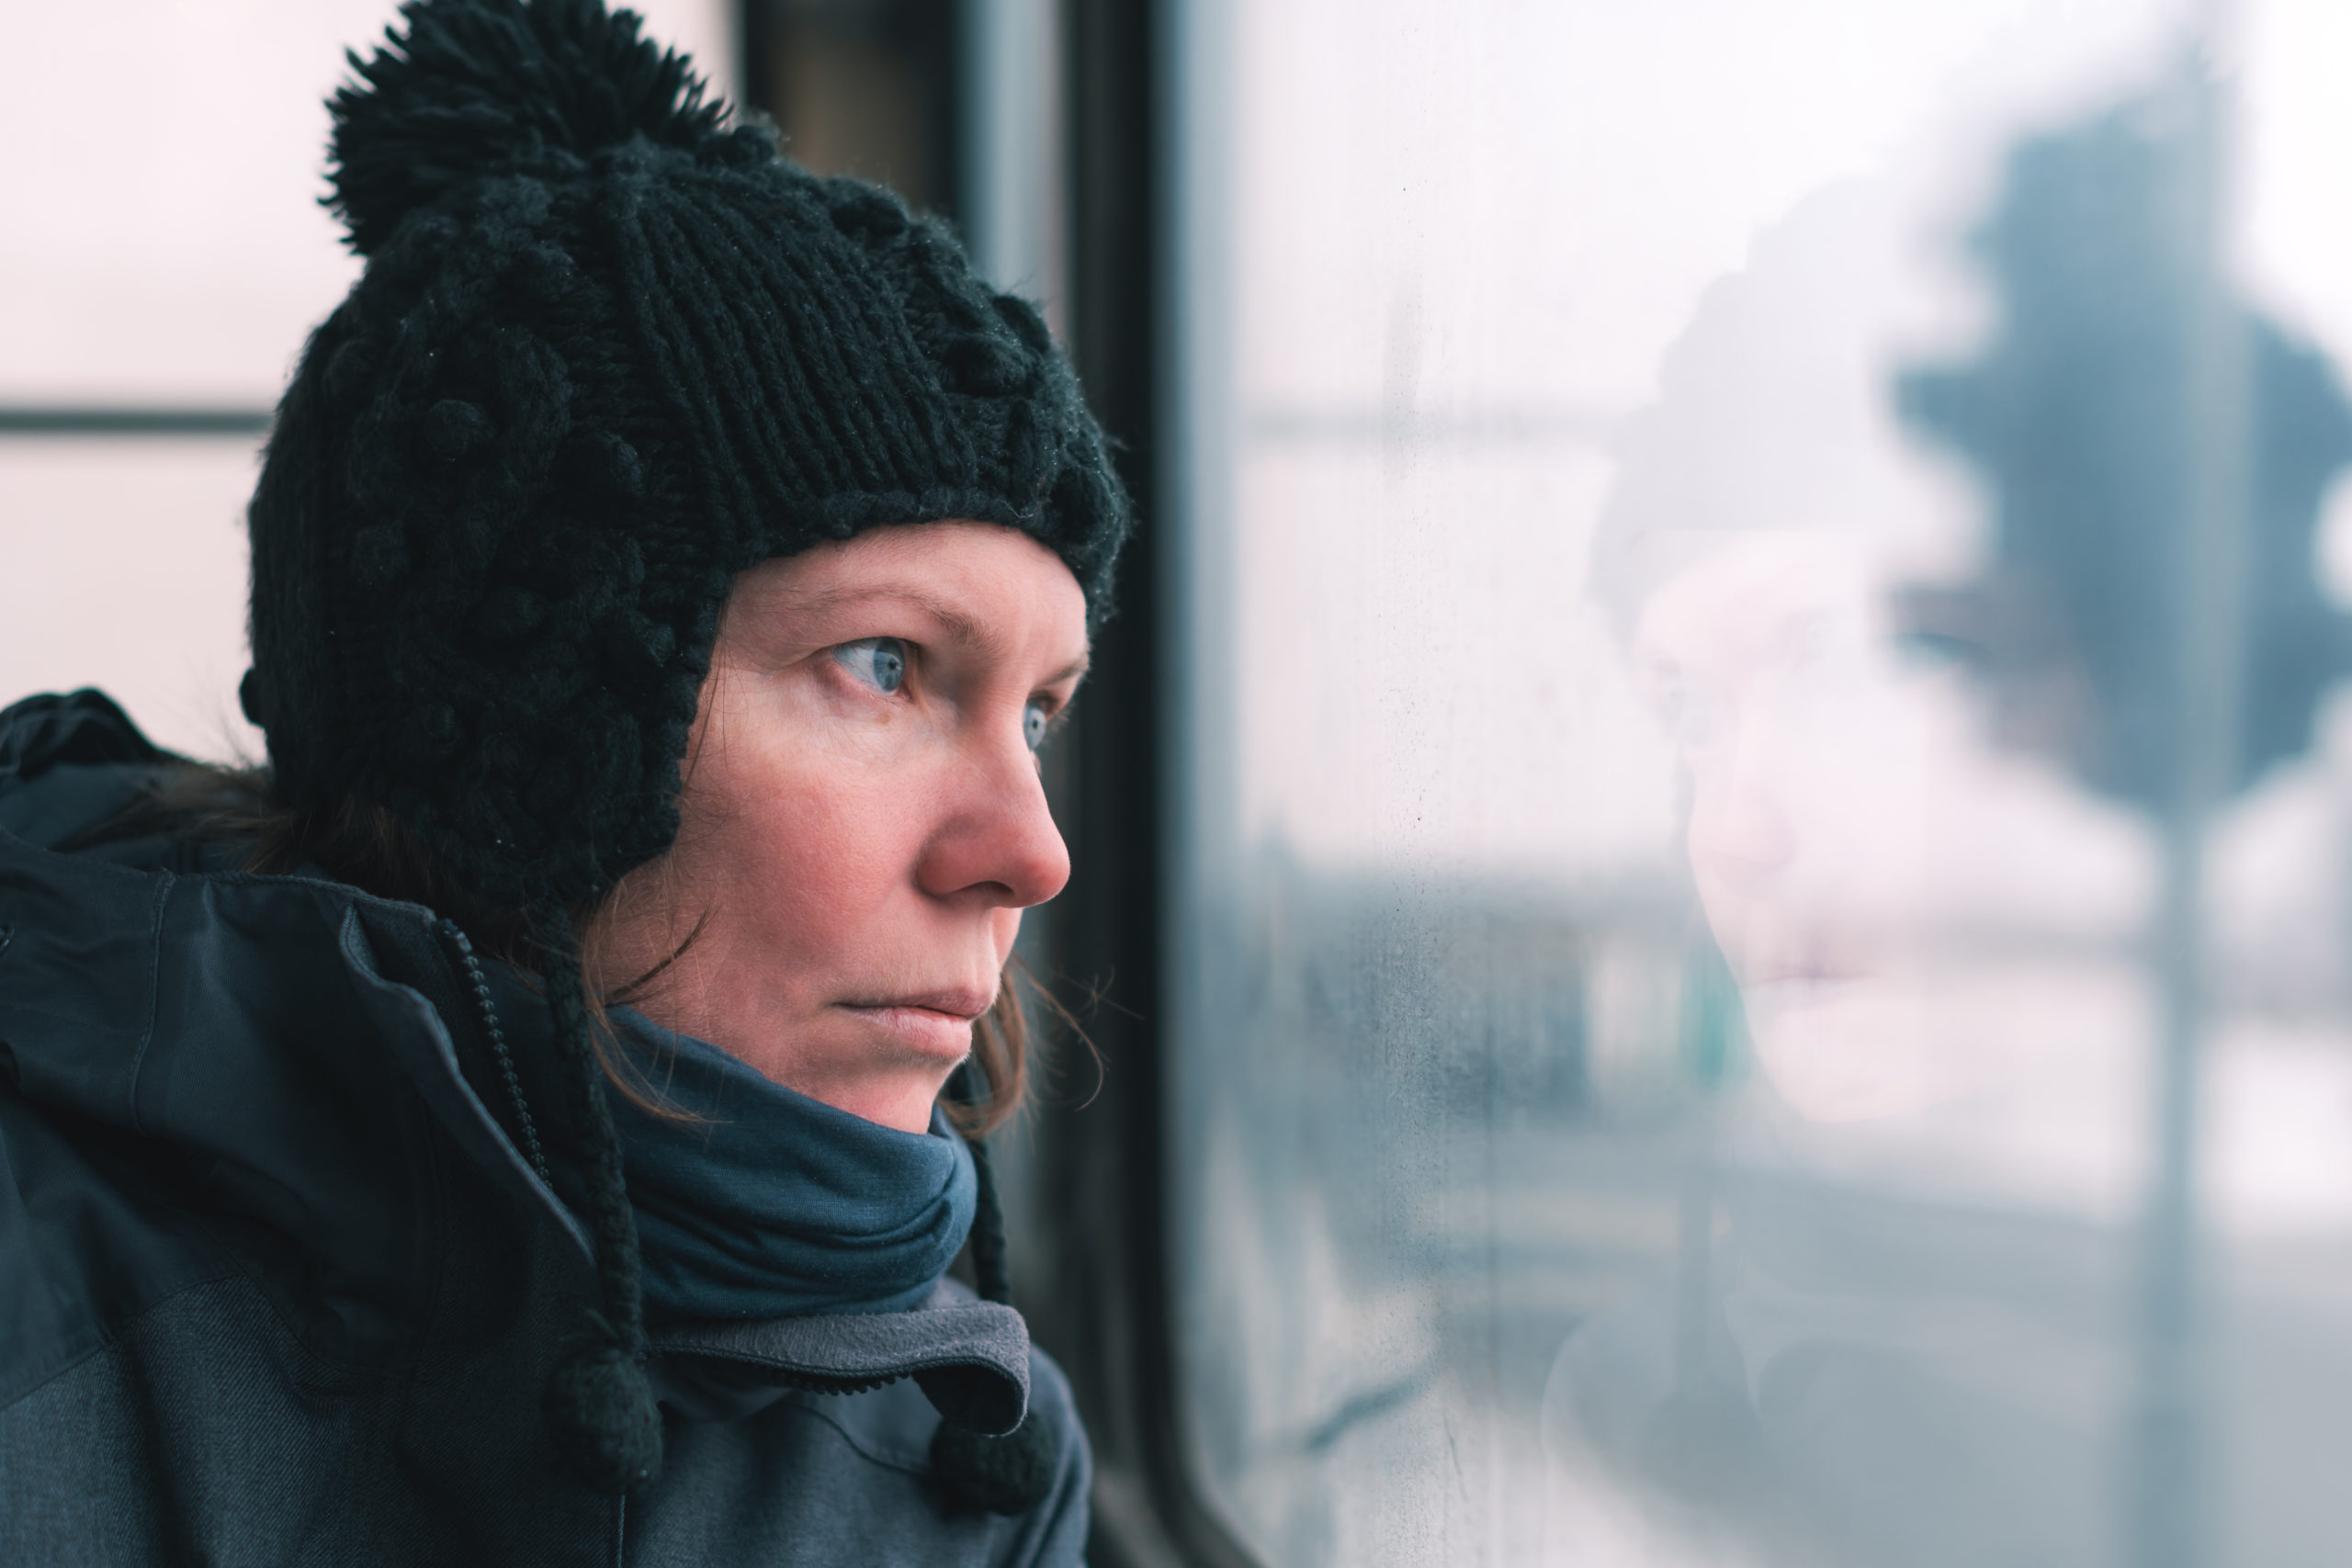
[[930, 1066, 1059, 1515]]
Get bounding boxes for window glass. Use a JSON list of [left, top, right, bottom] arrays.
[[0, 0, 732, 758], [1167, 3, 2352, 1562]]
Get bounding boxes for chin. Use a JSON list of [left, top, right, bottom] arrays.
[[821, 1072, 962, 1135], [721, 1010, 969, 1134], [1748, 978, 1935, 1122]]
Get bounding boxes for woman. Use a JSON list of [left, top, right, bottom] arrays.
[[0, 1, 1127, 1562]]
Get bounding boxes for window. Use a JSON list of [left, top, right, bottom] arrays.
[[1164, 2, 2352, 1563]]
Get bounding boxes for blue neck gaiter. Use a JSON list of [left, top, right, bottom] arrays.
[[481, 964, 978, 1323]]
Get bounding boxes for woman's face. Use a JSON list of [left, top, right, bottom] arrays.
[[1634, 531, 2147, 1125], [591, 520, 1090, 1133]]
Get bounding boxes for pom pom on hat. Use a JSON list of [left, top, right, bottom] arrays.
[[327, 0, 725, 255]]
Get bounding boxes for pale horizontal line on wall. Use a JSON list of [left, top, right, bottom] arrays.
[[1242, 406, 1621, 447], [0, 406, 273, 437]]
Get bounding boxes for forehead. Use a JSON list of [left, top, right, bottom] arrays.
[[725, 520, 1090, 655]]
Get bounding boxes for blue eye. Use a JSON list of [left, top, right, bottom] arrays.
[[833, 637, 907, 694], [1023, 702, 1050, 751]]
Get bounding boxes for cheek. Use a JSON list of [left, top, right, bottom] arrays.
[[1688, 823, 1743, 944], [1684, 774, 1744, 885], [674, 724, 932, 960], [1686, 776, 1769, 959]]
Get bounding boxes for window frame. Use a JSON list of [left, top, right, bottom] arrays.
[[1014, 3, 1259, 1562]]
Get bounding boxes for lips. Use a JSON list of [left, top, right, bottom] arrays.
[[836, 989, 993, 1057], [1723, 928, 1865, 991], [847, 988, 992, 1021]]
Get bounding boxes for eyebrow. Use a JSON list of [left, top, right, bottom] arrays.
[[797, 583, 1091, 686]]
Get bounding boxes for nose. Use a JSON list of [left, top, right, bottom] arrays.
[[916, 729, 1072, 910], [1688, 769, 1795, 897]]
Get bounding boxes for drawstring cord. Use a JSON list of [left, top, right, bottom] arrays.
[[435, 910, 660, 1493], [529, 901, 665, 1495]]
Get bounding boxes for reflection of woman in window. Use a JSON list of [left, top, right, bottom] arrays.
[[0, 3, 1124, 1562], [1548, 177, 2152, 1568], [1564, 105, 2352, 1567]]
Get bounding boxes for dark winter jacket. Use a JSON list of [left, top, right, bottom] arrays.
[[0, 692, 1090, 1565]]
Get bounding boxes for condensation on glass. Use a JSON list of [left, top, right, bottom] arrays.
[[1165, 2, 2352, 1564]]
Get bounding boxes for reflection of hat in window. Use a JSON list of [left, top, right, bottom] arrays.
[[1588, 176, 1965, 646]]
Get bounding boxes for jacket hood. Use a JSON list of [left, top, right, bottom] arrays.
[[0, 693, 592, 1378]]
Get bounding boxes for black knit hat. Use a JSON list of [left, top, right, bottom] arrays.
[[243, 0, 1124, 1504], [244, 0, 1128, 911]]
